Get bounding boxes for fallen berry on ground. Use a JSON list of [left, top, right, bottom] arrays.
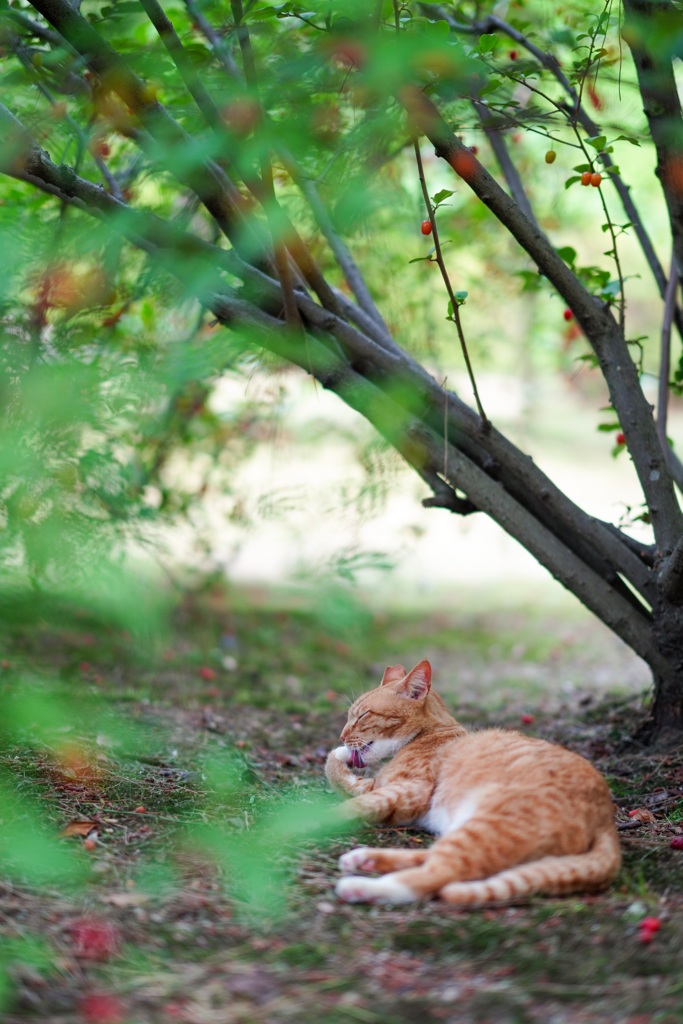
[[69, 917, 120, 961], [80, 992, 124, 1023]]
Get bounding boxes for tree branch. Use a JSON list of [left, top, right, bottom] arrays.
[[423, 1, 683, 342], [623, 0, 683, 278], [398, 84, 683, 554]]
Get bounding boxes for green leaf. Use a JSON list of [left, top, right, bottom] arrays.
[[564, 175, 582, 189], [556, 246, 577, 269], [432, 189, 456, 204], [585, 136, 607, 151], [478, 78, 502, 97], [613, 134, 641, 146]]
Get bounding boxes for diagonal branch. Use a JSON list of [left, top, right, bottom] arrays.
[[423, 1, 683, 343], [398, 84, 683, 554]]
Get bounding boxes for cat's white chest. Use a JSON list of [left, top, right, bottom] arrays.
[[417, 793, 479, 836]]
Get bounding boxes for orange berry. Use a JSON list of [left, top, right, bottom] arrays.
[[449, 150, 477, 182], [580, 171, 592, 186], [590, 172, 602, 187]]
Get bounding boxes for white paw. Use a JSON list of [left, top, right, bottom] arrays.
[[339, 847, 376, 873], [333, 745, 351, 763], [336, 875, 416, 905]]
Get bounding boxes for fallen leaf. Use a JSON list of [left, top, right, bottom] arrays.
[[60, 820, 99, 838], [100, 892, 150, 908], [627, 808, 656, 823]]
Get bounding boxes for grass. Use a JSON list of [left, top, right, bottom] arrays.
[[1, 584, 682, 1023]]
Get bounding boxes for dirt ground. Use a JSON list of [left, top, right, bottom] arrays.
[[1, 589, 682, 1024]]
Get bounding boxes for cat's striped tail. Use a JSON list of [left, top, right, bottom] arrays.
[[439, 828, 621, 906]]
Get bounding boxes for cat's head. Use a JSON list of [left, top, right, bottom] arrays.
[[339, 660, 449, 768]]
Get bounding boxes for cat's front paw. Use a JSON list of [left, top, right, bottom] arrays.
[[333, 745, 352, 764], [336, 875, 416, 905], [339, 847, 377, 873]]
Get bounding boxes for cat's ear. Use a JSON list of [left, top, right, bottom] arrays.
[[396, 660, 432, 700], [380, 664, 407, 687]]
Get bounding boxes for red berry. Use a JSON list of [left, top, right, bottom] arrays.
[[638, 928, 655, 944], [590, 172, 602, 187], [520, 713, 535, 725], [616, 432, 626, 445], [640, 917, 662, 932], [670, 836, 683, 850], [69, 917, 120, 961], [199, 666, 217, 681], [509, 50, 518, 60], [580, 171, 592, 186], [80, 993, 124, 1024], [449, 150, 477, 181], [563, 309, 573, 321], [469, 145, 478, 155], [421, 219, 432, 236]]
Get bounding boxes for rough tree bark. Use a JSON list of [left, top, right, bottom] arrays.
[[2, 0, 683, 744]]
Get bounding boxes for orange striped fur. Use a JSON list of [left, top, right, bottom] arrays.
[[326, 659, 621, 906]]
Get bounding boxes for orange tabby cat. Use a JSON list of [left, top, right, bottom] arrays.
[[325, 660, 621, 905]]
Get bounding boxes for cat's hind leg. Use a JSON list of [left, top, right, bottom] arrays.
[[339, 846, 429, 874], [336, 815, 535, 904]]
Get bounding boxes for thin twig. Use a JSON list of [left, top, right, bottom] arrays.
[[412, 140, 489, 429], [183, 0, 240, 78], [472, 99, 537, 227]]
